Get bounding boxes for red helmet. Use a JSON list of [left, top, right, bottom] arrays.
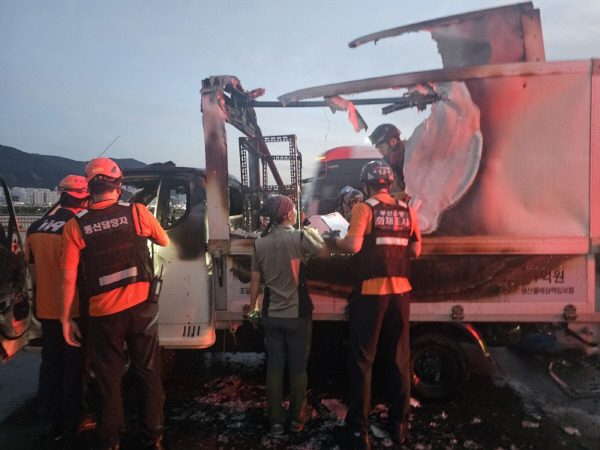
[[85, 157, 123, 182], [58, 175, 90, 199], [85, 158, 123, 183]]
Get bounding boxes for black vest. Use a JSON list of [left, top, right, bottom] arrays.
[[351, 198, 413, 280], [28, 207, 75, 239], [76, 202, 153, 298]]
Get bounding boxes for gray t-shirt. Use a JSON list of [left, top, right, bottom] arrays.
[[251, 225, 324, 318]]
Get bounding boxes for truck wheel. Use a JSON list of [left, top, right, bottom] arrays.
[[411, 334, 469, 401]]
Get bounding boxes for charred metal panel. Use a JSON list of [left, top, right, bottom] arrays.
[[411, 254, 583, 303], [202, 76, 285, 189], [164, 175, 208, 260], [439, 65, 591, 237], [201, 77, 231, 245], [283, 61, 595, 238], [306, 253, 589, 312], [520, 7, 545, 63], [286, 55, 597, 323], [279, 60, 587, 106], [348, 2, 544, 68]]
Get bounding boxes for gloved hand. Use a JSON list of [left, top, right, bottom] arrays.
[[242, 304, 252, 320], [243, 304, 261, 323]]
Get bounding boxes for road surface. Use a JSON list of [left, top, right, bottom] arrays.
[[0, 327, 599, 449]]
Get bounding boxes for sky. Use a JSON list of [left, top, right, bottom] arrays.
[[2, 0, 600, 179]]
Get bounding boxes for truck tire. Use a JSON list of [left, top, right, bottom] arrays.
[[411, 333, 469, 401]]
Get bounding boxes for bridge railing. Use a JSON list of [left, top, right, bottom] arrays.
[[0, 215, 41, 242]]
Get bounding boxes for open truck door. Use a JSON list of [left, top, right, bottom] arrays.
[[121, 165, 218, 349], [0, 176, 34, 362]]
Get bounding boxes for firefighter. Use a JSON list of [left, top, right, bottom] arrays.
[[60, 158, 169, 450], [345, 189, 364, 222], [25, 175, 93, 440], [334, 160, 421, 449], [337, 185, 355, 221], [368, 124, 408, 200], [248, 195, 329, 435]]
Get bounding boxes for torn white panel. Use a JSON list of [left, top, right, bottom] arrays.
[[324, 96, 367, 132], [404, 82, 482, 234], [278, 60, 566, 107]]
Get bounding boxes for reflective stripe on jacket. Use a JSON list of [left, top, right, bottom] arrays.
[[76, 202, 153, 297], [351, 198, 413, 280]]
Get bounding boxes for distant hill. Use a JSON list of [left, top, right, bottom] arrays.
[[0, 145, 146, 189]]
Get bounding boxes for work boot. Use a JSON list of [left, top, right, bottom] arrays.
[[270, 422, 285, 435]]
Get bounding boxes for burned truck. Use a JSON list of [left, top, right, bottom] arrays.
[[122, 2, 600, 399]]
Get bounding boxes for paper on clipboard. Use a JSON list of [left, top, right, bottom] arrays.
[[306, 212, 349, 238]]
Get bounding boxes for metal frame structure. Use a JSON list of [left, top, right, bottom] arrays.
[[239, 135, 301, 231]]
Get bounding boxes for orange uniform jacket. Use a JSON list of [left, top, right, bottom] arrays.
[[26, 207, 81, 319], [61, 200, 169, 317]]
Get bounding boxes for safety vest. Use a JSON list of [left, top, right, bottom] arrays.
[[76, 202, 153, 298], [352, 198, 413, 280]]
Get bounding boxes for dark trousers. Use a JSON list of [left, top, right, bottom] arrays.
[[89, 300, 164, 448], [345, 292, 411, 433], [38, 318, 85, 432], [263, 315, 312, 425]]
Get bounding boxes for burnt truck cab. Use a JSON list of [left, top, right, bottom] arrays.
[[121, 164, 247, 349], [122, 165, 214, 348]]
